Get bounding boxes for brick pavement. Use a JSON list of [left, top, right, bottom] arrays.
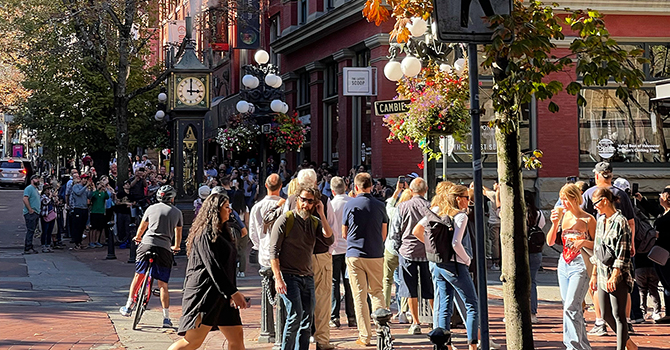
[[2, 242, 669, 350]]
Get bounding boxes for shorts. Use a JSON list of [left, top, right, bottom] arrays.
[[135, 244, 173, 283], [90, 213, 107, 230], [398, 256, 434, 299], [177, 297, 242, 336]]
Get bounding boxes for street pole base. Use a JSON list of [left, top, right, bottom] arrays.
[[105, 255, 117, 260], [257, 335, 275, 344]]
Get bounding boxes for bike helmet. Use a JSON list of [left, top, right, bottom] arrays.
[[210, 186, 225, 195], [156, 185, 177, 203]]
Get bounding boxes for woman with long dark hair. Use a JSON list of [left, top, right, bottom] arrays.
[[169, 194, 249, 350], [589, 188, 637, 350]]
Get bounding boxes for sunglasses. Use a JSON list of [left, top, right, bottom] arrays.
[[593, 198, 605, 206], [299, 196, 315, 204]]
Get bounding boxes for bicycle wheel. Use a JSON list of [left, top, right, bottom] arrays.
[[132, 266, 152, 330]]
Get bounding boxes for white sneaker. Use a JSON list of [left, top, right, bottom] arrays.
[[408, 323, 421, 335], [490, 264, 500, 271], [237, 272, 245, 278], [398, 312, 410, 324], [478, 340, 501, 350], [531, 314, 539, 324], [652, 312, 663, 321]]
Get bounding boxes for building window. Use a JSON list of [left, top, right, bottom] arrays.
[[445, 87, 532, 165], [577, 42, 670, 165], [299, 0, 308, 25], [325, 63, 338, 98], [578, 88, 670, 163], [325, 0, 334, 10], [297, 72, 311, 160], [269, 16, 280, 68], [353, 51, 372, 168]]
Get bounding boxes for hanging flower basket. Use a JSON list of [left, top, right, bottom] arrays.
[[383, 62, 471, 160], [216, 124, 260, 153], [267, 112, 307, 154]]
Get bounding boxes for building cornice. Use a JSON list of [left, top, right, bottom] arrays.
[[271, 0, 366, 55], [281, 72, 300, 81], [333, 49, 355, 62], [305, 61, 327, 72], [364, 33, 391, 50]]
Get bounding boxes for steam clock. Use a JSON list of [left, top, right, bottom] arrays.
[[168, 37, 212, 199]]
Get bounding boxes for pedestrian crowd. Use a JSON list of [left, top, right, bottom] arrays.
[[21, 155, 670, 350]]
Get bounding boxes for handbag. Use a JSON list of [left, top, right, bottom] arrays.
[[595, 242, 616, 267], [648, 245, 669, 266], [44, 209, 57, 222]]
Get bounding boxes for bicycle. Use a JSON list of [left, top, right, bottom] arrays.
[[132, 250, 158, 330]]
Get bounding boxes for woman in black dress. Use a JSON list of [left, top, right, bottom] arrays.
[[168, 193, 249, 350]]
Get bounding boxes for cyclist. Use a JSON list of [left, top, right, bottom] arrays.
[[119, 185, 183, 328]]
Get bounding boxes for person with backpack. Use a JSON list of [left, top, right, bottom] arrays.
[[413, 185, 478, 350], [525, 191, 546, 324], [269, 185, 333, 350]]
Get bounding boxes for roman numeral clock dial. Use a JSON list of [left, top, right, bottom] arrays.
[[176, 77, 206, 106]]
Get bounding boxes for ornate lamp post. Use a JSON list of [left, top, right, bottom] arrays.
[[236, 49, 288, 197], [235, 49, 288, 346]]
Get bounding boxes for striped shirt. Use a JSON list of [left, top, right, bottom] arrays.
[[591, 210, 634, 291]]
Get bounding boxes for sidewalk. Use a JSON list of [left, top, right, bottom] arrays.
[[1, 242, 668, 350]]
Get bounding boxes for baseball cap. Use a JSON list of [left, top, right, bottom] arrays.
[[613, 178, 630, 192], [407, 172, 420, 179], [80, 174, 90, 179], [593, 162, 613, 177], [198, 185, 211, 199], [30, 174, 40, 181], [661, 187, 670, 196]]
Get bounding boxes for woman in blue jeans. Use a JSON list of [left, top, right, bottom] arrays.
[[546, 184, 595, 350], [414, 185, 478, 350]]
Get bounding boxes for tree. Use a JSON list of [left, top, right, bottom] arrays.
[[362, 1, 646, 349]]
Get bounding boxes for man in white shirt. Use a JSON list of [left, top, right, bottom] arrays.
[[248, 173, 285, 342], [329, 176, 356, 328]]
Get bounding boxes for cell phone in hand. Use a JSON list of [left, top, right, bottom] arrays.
[[632, 183, 639, 195], [398, 176, 406, 184]]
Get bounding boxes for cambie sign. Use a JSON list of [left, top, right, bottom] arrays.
[[374, 99, 410, 116]]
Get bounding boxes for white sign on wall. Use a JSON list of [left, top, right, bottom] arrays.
[[168, 20, 187, 44], [343, 67, 376, 96]]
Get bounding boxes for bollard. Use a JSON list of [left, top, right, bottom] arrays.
[[128, 206, 138, 264], [258, 266, 276, 343], [372, 308, 393, 350], [427, 328, 451, 350], [105, 220, 116, 260], [272, 296, 286, 350]]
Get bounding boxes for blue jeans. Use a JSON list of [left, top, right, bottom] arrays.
[[40, 218, 55, 246], [529, 252, 542, 315], [280, 274, 315, 350], [24, 212, 39, 251], [430, 261, 478, 344], [557, 254, 591, 350]]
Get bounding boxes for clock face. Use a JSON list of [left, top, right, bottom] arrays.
[[176, 76, 206, 106]]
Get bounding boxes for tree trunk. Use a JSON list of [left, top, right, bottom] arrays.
[[496, 119, 534, 350], [115, 95, 130, 187]]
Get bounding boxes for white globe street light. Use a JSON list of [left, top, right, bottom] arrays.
[[242, 74, 260, 89], [236, 100, 250, 113], [270, 99, 284, 113], [384, 61, 403, 81], [401, 55, 422, 77], [281, 103, 289, 114], [254, 50, 270, 64], [157, 92, 167, 103], [408, 17, 428, 37], [439, 63, 453, 73], [154, 110, 165, 121], [454, 58, 467, 76], [265, 74, 279, 88]]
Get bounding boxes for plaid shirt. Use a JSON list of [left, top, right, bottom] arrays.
[[591, 210, 634, 291], [40, 194, 53, 217]]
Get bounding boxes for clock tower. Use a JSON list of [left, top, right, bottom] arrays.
[[167, 29, 212, 200]]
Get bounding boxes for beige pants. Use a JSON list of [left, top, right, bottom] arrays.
[[312, 252, 333, 346], [346, 257, 385, 343]]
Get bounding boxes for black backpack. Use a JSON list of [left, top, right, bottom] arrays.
[[422, 208, 457, 265], [527, 211, 545, 254], [634, 208, 657, 254]]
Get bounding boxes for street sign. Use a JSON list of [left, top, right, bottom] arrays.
[[343, 67, 376, 96], [374, 99, 410, 116], [433, 0, 512, 43]]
